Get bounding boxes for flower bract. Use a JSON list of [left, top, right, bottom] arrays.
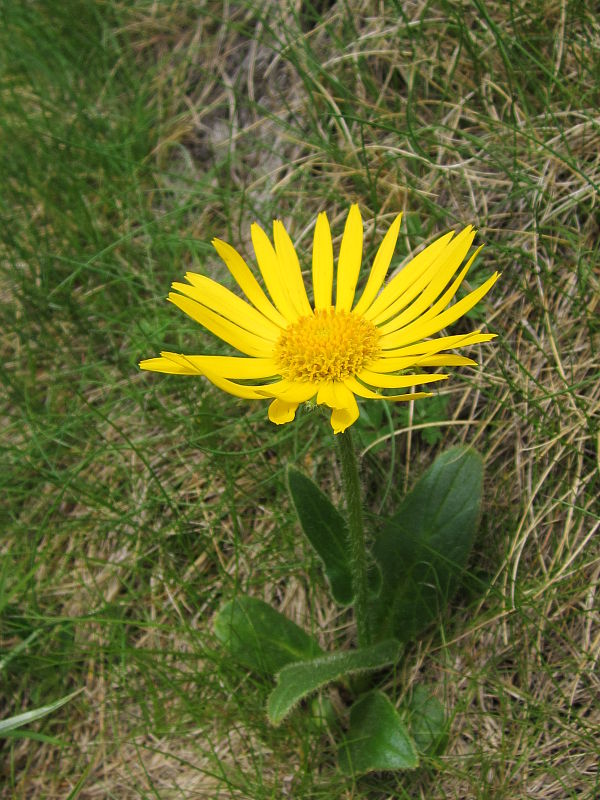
[[140, 206, 498, 433]]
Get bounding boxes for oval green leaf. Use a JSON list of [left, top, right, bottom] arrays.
[[339, 690, 419, 775], [287, 466, 353, 605], [214, 596, 323, 676], [267, 638, 401, 726], [405, 685, 447, 754], [370, 446, 483, 641]]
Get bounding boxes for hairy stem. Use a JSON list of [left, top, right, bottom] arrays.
[[337, 428, 371, 647]]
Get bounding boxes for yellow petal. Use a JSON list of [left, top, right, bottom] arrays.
[[330, 402, 360, 434], [367, 352, 477, 372], [415, 355, 477, 366], [358, 369, 448, 389], [201, 373, 272, 399], [316, 381, 351, 408], [410, 245, 484, 329], [344, 375, 432, 403], [144, 353, 279, 378], [365, 355, 425, 372], [378, 332, 496, 360], [174, 275, 281, 341], [376, 228, 477, 335], [312, 211, 334, 310], [273, 220, 313, 317], [364, 230, 456, 323], [140, 356, 191, 374], [316, 382, 360, 434], [336, 204, 363, 312], [379, 272, 500, 350], [370, 334, 482, 371], [256, 380, 317, 404], [168, 293, 274, 357], [268, 398, 298, 425], [212, 238, 288, 328], [251, 223, 300, 322], [202, 374, 316, 402], [352, 212, 402, 316]]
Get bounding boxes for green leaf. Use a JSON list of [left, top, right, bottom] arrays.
[[1, 730, 66, 745], [214, 596, 323, 676], [405, 685, 447, 754], [287, 466, 353, 605], [370, 446, 483, 642], [267, 638, 401, 726], [0, 690, 81, 736], [339, 690, 419, 775], [0, 629, 41, 673]]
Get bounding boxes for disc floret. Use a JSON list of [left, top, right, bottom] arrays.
[[275, 307, 381, 383]]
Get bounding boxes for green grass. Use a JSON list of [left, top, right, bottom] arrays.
[[1, 0, 599, 797]]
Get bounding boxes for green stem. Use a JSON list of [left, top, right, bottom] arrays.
[[337, 428, 371, 647]]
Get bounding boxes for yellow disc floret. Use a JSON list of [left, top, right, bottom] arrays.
[[274, 307, 381, 383]]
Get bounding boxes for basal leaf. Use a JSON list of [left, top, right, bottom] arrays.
[[287, 466, 353, 605], [370, 446, 483, 642], [405, 685, 447, 755], [214, 596, 323, 676], [339, 690, 419, 775], [267, 638, 401, 726]]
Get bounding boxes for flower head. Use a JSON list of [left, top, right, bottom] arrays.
[[140, 206, 498, 433]]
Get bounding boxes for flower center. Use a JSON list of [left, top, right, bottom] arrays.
[[274, 307, 381, 383]]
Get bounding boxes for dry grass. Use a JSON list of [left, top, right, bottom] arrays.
[[1, 0, 599, 797]]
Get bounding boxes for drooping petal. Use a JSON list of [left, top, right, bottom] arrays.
[[363, 229, 456, 322], [273, 220, 313, 318], [251, 223, 300, 322], [336, 204, 363, 312], [344, 375, 433, 403], [330, 403, 360, 434], [201, 375, 313, 403], [200, 373, 277, 400], [212, 238, 288, 328], [379, 272, 500, 350], [174, 275, 281, 341], [316, 382, 359, 434], [357, 369, 448, 389], [316, 380, 351, 409], [168, 293, 274, 358], [312, 211, 334, 310], [352, 212, 402, 316], [269, 398, 299, 425], [256, 380, 317, 404], [140, 352, 279, 378], [375, 228, 477, 335]]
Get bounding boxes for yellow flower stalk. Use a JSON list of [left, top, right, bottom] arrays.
[[140, 206, 498, 433]]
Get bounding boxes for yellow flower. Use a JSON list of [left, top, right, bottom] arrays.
[[140, 206, 498, 433]]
